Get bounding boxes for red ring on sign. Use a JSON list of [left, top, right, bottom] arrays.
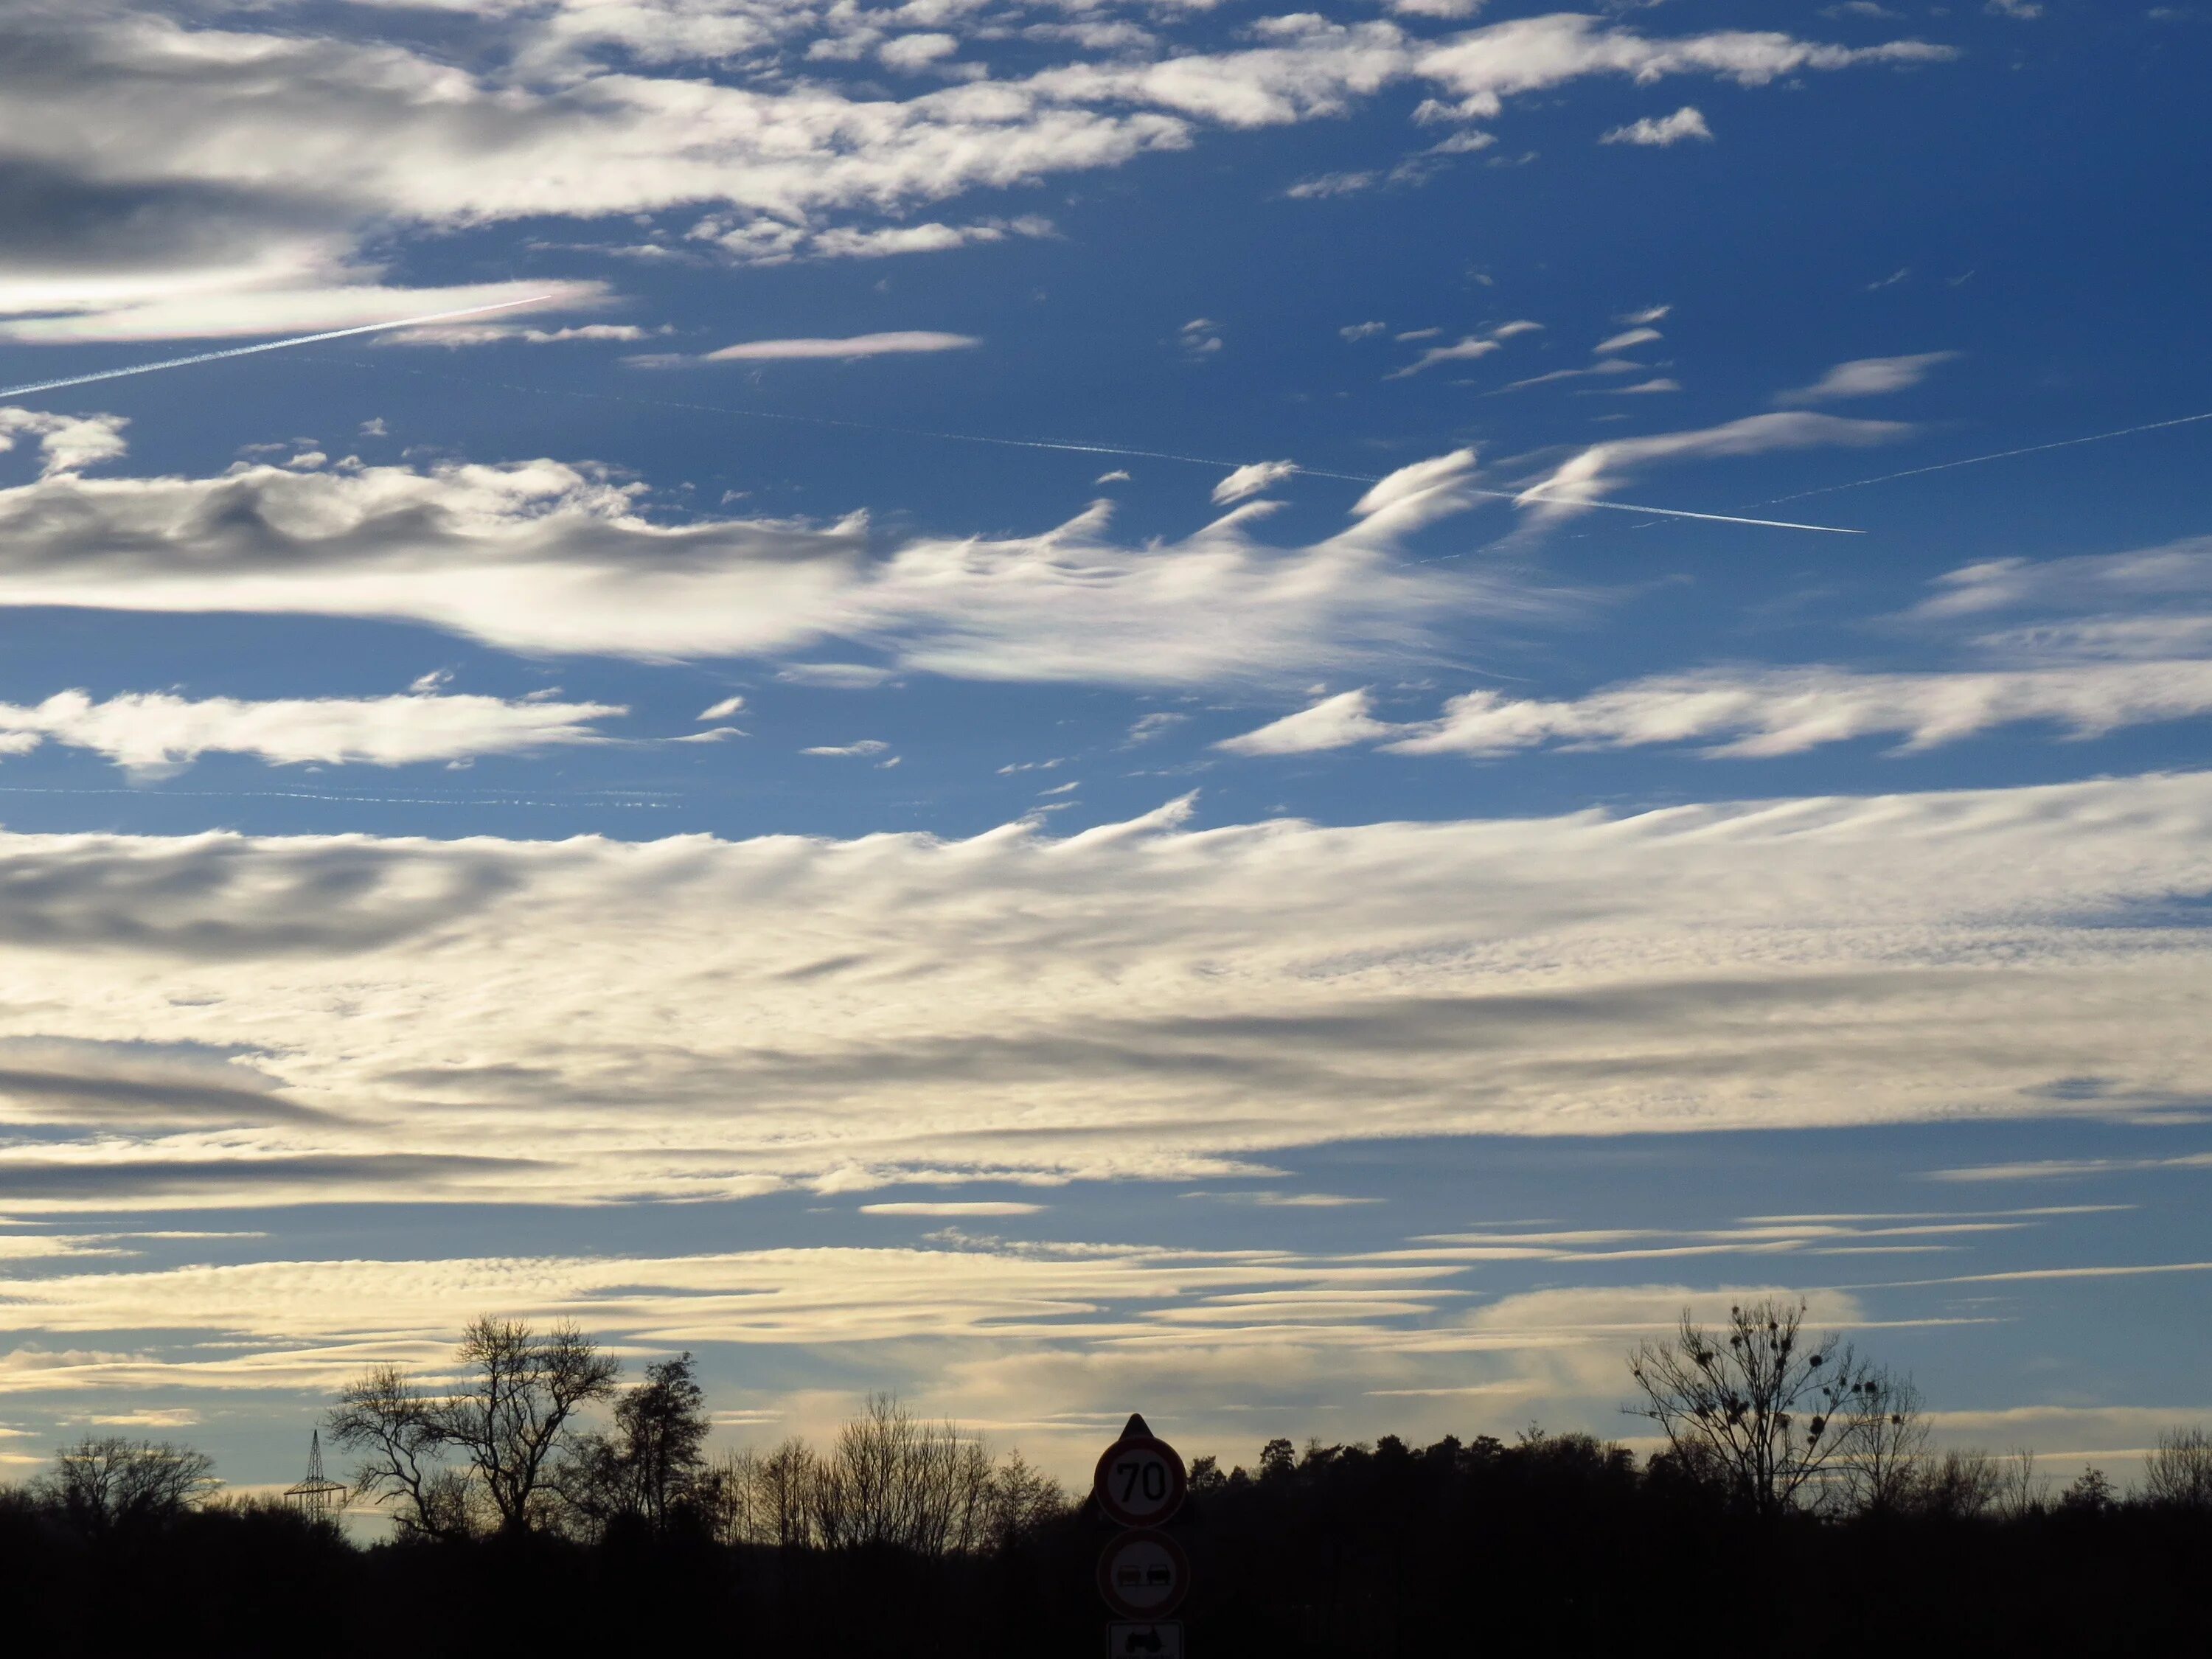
[[1091, 1434, 1188, 1528], [1096, 1527, 1192, 1620]]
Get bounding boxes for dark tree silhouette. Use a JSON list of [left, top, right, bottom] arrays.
[[440, 1318, 619, 1534], [328, 1317, 617, 1537], [328, 1363, 474, 1540], [40, 1436, 216, 1536], [2142, 1427, 2212, 1510], [563, 1352, 712, 1537], [1627, 1298, 1889, 1517]]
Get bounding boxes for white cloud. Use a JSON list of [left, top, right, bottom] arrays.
[[1211, 460, 1300, 504], [801, 740, 891, 757], [0, 7, 1951, 339], [1618, 305, 1672, 326], [1340, 321, 1387, 341], [1387, 335, 1500, 378], [1385, 661, 2212, 759], [0, 771, 2204, 1217], [1494, 358, 1649, 393], [1520, 411, 1912, 515], [0, 408, 130, 476], [1387, 319, 1542, 379], [1594, 326, 1663, 354], [1217, 689, 1399, 755], [0, 689, 624, 777], [1909, 537, 2212, 664], [778, 663, 898, 689], [1600, 106, 1714, 146], [879, 32, 960, 71], [703, 331, 980, 362], [1285, 170, 1377, 198], [0, 271, 585, 347], [1413, 17, 1947, 122], [1178, 318, 1224, 359], [805, 219, 1056, 260], [1916, 537, 2212, 624], [860, 1202, 1044, 1216], [697, 695, 746, 721], [0, 441, 1519, 687], [1124, 712, 1189, 745], [388, 321, 650, 348], [1777, 351, 1961, 404]]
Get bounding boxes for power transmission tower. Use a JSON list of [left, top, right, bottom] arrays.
[[285, 1429, 349, 1526]]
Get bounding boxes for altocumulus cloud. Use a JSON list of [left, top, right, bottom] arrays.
[[0, 689, 625, 776], [0, 771, 2205, 1216], [0, 431, 1517, 686], [703, 331, 981, 362], [0, 5, 1950, 340]]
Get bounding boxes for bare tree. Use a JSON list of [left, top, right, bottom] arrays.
[[439, 1318, 619, 1534], [1911, 1448, 2006, 1520], [328, 1316, 618, 1538], [707, 1397, 1043, 1561], [42, 1436, 217, 1536], [329, 1363, 476, 1540], [698, 1446, 767, 1547], [2142, 1426, 2212, 1509], [1993, 1446, 2047, 1519], [1831, 1374, 1930, 1514], [1627, 1298, 1888, 1518]]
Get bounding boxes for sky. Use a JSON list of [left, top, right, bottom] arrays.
[[0, 0, 2208, 1504]]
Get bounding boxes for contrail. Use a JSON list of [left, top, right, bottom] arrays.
[[325, 355, 1863, 535], [0, 307, 1859, 533], [0, 296, 554, 400], [1761, 408, 2212, 505]]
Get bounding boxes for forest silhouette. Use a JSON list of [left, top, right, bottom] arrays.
[[2, 1298, 2207, 1655]]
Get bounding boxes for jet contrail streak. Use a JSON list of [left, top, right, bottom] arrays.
[[1492, 489, 1859, 533], [323, 355, 1863, 535], [0, 296, 554, 400], [1761, 408, 2212, 504]]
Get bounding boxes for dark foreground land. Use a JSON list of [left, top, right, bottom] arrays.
[[4, 1434, 2209, 1658]]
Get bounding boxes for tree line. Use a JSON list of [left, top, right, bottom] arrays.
[[1, 1297, 2208, 1654]]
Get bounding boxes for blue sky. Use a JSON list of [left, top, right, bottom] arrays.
[[0, 0, 2206, 1500]]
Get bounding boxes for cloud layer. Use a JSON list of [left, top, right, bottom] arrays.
[[0, 690, 624, 776], [0, 5, 1950, 339], [0, 770, 2205, 1217], [0, 437, 1515, 684]]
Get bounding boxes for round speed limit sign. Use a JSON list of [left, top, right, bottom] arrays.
[[1093, 1432, 1187, 1528]]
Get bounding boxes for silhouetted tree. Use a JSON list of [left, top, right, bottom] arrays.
[[442, 1318, 618, 1534], [812, 1393, 995, 1557], [39, 1436, 216, 1537], [2059, 1466, 2116, 1514], [328, 1363, 477, 1540], [1627, 1298, 1888, 1517], [1831, 1373, 1929, 1514], [328, 1317, 617, 1537], [1992, 1446, 2048, 1518], [563, 1352, 712, 1537], [2142, 1427, 2212, 1510]]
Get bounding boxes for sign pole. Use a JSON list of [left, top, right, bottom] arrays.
[[1093, 1413, 1190, 1656]]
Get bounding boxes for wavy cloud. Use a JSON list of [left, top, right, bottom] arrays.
[[0, 439, 1516, 684], [0, 7, 1950, 338], [0, 771, 2203, 1216]]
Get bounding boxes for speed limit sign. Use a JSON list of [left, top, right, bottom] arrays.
[[1093, 1419, 1187, 1528]]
